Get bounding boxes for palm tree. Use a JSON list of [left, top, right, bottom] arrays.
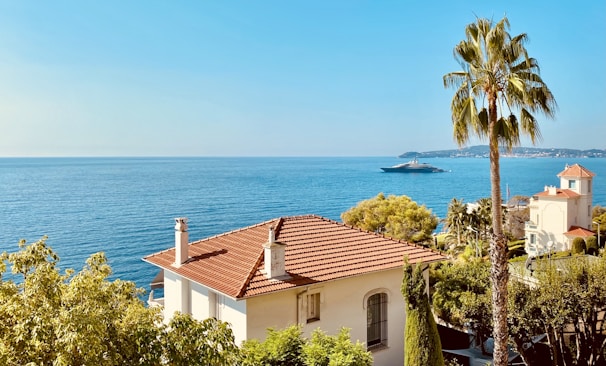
[[444, 198, 471, 249], [443, 16, 556, 366]]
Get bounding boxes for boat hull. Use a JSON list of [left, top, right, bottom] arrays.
[[380, 167, 445, 173]]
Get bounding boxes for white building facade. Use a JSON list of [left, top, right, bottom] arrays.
[[525, 164, 596, 256]]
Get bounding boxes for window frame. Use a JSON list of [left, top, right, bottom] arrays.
[[569, 179, 577, 189], [306, 292, 321, 323], [366, 292, 388, 349]]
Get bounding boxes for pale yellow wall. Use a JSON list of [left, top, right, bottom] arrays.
[[245, 289, 298, 341], [163, 266, 421, 365], [245, 268, 407, 366]]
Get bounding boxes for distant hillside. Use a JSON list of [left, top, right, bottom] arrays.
[[398, 145, 606, 158]]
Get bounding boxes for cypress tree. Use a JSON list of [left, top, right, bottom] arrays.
[[401, 261, 444, 366]]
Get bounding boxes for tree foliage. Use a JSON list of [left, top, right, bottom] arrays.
[[444, 15, 556, 366], [572, 237, 586, 254], [163, 313, 239, 365], [341, 192, 438, 243], [434, 254, 606, 365], [443, 197, 500, 256], [239, 325, 372, 366], [0, 238, 237, 366], [402, 261, 444, 366], [585, 236, 598, 255], [509, 255, 606, 366], [431, 257, 492, 354], [504, 203, 529, 240]]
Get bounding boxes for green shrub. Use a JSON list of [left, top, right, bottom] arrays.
[[586, 236, 598, 255], [572, 237, 586, 254], [239, 325, 372, 366]]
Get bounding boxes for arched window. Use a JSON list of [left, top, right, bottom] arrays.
[[366, 292, 387, 348]]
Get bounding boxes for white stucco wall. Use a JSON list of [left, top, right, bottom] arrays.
[[163, 270, 190, 320], [190, 282, 211, 320], [220, 295, 247, 344]]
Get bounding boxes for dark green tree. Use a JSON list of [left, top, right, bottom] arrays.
[[585, 236, 598, 255], [444, 16, 556, 366], [572, 237, 586, 254], [432, 258, 491, 354], [402, 261, 444, 366]]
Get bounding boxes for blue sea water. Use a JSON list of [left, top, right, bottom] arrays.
[[1, 157, 605, 291]]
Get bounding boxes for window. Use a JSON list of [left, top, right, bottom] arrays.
[[529, 233, 536, 244], [569, 180, 576, 189], [589, 180, 592, 193], [307, 293, 320, 323], [367, 293, 388, 348], [209, 291, 224, 320]]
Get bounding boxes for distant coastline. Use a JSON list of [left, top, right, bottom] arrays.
[[399, 145, 606, 159]]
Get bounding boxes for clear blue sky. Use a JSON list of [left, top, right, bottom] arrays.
[[1, 1, 604, 157]]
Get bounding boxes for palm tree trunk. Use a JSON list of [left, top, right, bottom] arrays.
[[488, 101, 509, 366]]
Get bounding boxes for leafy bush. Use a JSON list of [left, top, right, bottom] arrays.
[[586, 236, 598, 256], [239, 325, 372, 366], [572, 237, 586, 254]]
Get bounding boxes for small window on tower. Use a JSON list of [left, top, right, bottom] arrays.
[[569, 180, 577, 189]]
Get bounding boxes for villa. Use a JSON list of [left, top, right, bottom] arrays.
[[525, 163, 596, 256], [143, 215, 445, 365]]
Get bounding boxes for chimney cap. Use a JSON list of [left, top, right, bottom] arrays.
[[175, 217, 188, 231]]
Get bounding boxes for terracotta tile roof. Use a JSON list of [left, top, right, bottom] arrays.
[[557, 163, 596, 178], [143, 215, 446, 299], [534, 188, 580, 198], [564, 226, 595, 238]]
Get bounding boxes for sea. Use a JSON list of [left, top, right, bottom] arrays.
[[1, 157, 605, 292]]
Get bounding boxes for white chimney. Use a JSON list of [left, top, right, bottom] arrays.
[[548, 186, 557, 195], [174, 217, 189, 266], [263, 227, 286, 279]]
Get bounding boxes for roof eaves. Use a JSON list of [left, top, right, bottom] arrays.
[[240, 254, 446, 300]]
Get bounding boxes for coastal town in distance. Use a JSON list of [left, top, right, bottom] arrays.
[[399, 145, 606, 159]]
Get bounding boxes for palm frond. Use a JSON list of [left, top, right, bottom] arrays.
[[520, 109, 543, 144], [443, 71, 468, 89], [495, 115, 521, 150], [444, 15, 556, 152]]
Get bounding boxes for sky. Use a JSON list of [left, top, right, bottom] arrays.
[[0, 1, 604, 157]]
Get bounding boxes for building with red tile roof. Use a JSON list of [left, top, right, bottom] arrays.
[[526, 164, 597, 256], [144, 215, 445, 365]]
